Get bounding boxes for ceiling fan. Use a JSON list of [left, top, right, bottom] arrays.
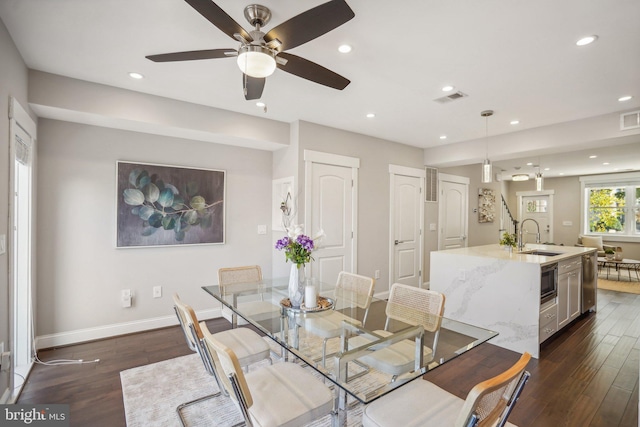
[[146, 0, 355, 100]]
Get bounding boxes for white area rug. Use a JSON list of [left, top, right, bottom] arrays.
[[120, 337, 374, 427]]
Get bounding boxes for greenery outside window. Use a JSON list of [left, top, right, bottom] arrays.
[[580, 172, 640, 241]]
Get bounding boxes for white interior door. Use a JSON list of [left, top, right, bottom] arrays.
[[517, 191, 554, 244], [305, 151, 358, 286], [438, 174, 469, 250], [390, 167, 424, 288]]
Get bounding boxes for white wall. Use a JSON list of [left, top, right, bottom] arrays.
[[36, 119, 273, 344]]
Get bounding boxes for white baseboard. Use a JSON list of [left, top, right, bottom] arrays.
[[374, 291, 390, 300], [35, 307, 221, 349]]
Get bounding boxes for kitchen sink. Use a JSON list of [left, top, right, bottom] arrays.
[[519, 250, 563, 257]]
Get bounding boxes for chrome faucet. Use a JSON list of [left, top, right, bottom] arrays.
[[518, 218, 541, 250]]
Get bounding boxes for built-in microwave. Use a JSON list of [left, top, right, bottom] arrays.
[[540, 263, 558, 304]]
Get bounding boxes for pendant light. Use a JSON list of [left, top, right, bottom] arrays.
[[535, 166, 544, 191], [481, 110, 494, 183]]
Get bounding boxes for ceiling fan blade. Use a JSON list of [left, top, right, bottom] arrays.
[[243, 75, 266, 100], [277, 52, 350, 90], [264, 0, 354, 51], [185, 0, 252, 42], [146, 49, 236, 62]]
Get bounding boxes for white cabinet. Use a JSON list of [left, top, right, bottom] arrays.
[[557, 257, 582, 330]]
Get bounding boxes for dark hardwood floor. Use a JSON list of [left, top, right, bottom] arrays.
[[17, 288, 639, 427]]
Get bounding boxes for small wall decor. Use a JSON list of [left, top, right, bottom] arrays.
[[272, 176, 295, 231], [478, 188, 496, 223], [116, 161, 225, 247]]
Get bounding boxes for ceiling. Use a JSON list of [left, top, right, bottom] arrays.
[[1, 0, 639, 177]]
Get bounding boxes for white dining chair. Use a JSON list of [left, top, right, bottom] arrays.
[[349, 283, 445, 379], [201, 322, 336, 427], [303, 271, 375, 367], [172, 293, 272, 426], [362, 352, 531, 427], [218, 265, 279, 327]]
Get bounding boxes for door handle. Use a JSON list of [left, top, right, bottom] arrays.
[[394, 240, 410, 245]]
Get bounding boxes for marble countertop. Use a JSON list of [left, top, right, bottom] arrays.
[[437, 243, 597, 265]]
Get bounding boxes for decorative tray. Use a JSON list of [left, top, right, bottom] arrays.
[[280, 296, 335, 312]]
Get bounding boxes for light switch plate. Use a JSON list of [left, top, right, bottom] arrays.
[[257, 225, 267, 235], [0, 234, 5, 255]]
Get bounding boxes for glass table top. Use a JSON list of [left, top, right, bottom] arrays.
[[202, 278, 497, 405]]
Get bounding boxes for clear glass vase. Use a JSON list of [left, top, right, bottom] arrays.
[[288, 264, 305, 308]]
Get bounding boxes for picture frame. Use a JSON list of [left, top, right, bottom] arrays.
[[116, 161, 225, 248]]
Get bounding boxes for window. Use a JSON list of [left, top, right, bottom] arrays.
[[580, 172, 640, 241]]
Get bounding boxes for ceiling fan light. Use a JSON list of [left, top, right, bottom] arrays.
[[237, 45, 276, 78]]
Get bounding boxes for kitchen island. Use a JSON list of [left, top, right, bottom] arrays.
[[430, 244, 597, 358]]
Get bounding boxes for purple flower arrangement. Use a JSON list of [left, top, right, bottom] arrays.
[[275, 234, 315, 266]]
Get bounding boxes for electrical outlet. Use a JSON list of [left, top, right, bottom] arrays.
[[153, 286, 162, 298]]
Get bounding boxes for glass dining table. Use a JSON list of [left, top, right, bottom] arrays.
[[202, 278, 497, 424]]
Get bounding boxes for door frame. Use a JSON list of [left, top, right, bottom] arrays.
[[388, 164, 425, 291], [303, 150, 359, 274], [6, 97, 37, 403], [437, 173, 470, 250]]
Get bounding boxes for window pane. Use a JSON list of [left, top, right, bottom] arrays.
[[588, 207, 625, 233], [588, 188, 626, 233]]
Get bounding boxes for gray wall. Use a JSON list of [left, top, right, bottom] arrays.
[[296, 121, 425, 294], [36, 120, 273, 336], [0, 18, 30, 400]]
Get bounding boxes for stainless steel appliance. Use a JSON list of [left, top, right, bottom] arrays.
[[582, 252, 597, 313], [540, 263, 558, 304]]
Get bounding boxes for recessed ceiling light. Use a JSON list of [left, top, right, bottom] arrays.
[[589, 155, 597, 159], [512, 174, 530, 181], [526, 162, 533, 166], [366, 113, 376, 118], [128, 72, 144, 79], [256, 102, 266, 107], [576, 35, 598, 46], [439, 135, 447, 140], [618, 95, 633, 102], [510, 120, 520, 125], [602, 162, 610, 165], [544, 168, 550, 171], [338, 44, 352, 53], [441, 85, 454, 92], [559, 172, 565, 176]]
